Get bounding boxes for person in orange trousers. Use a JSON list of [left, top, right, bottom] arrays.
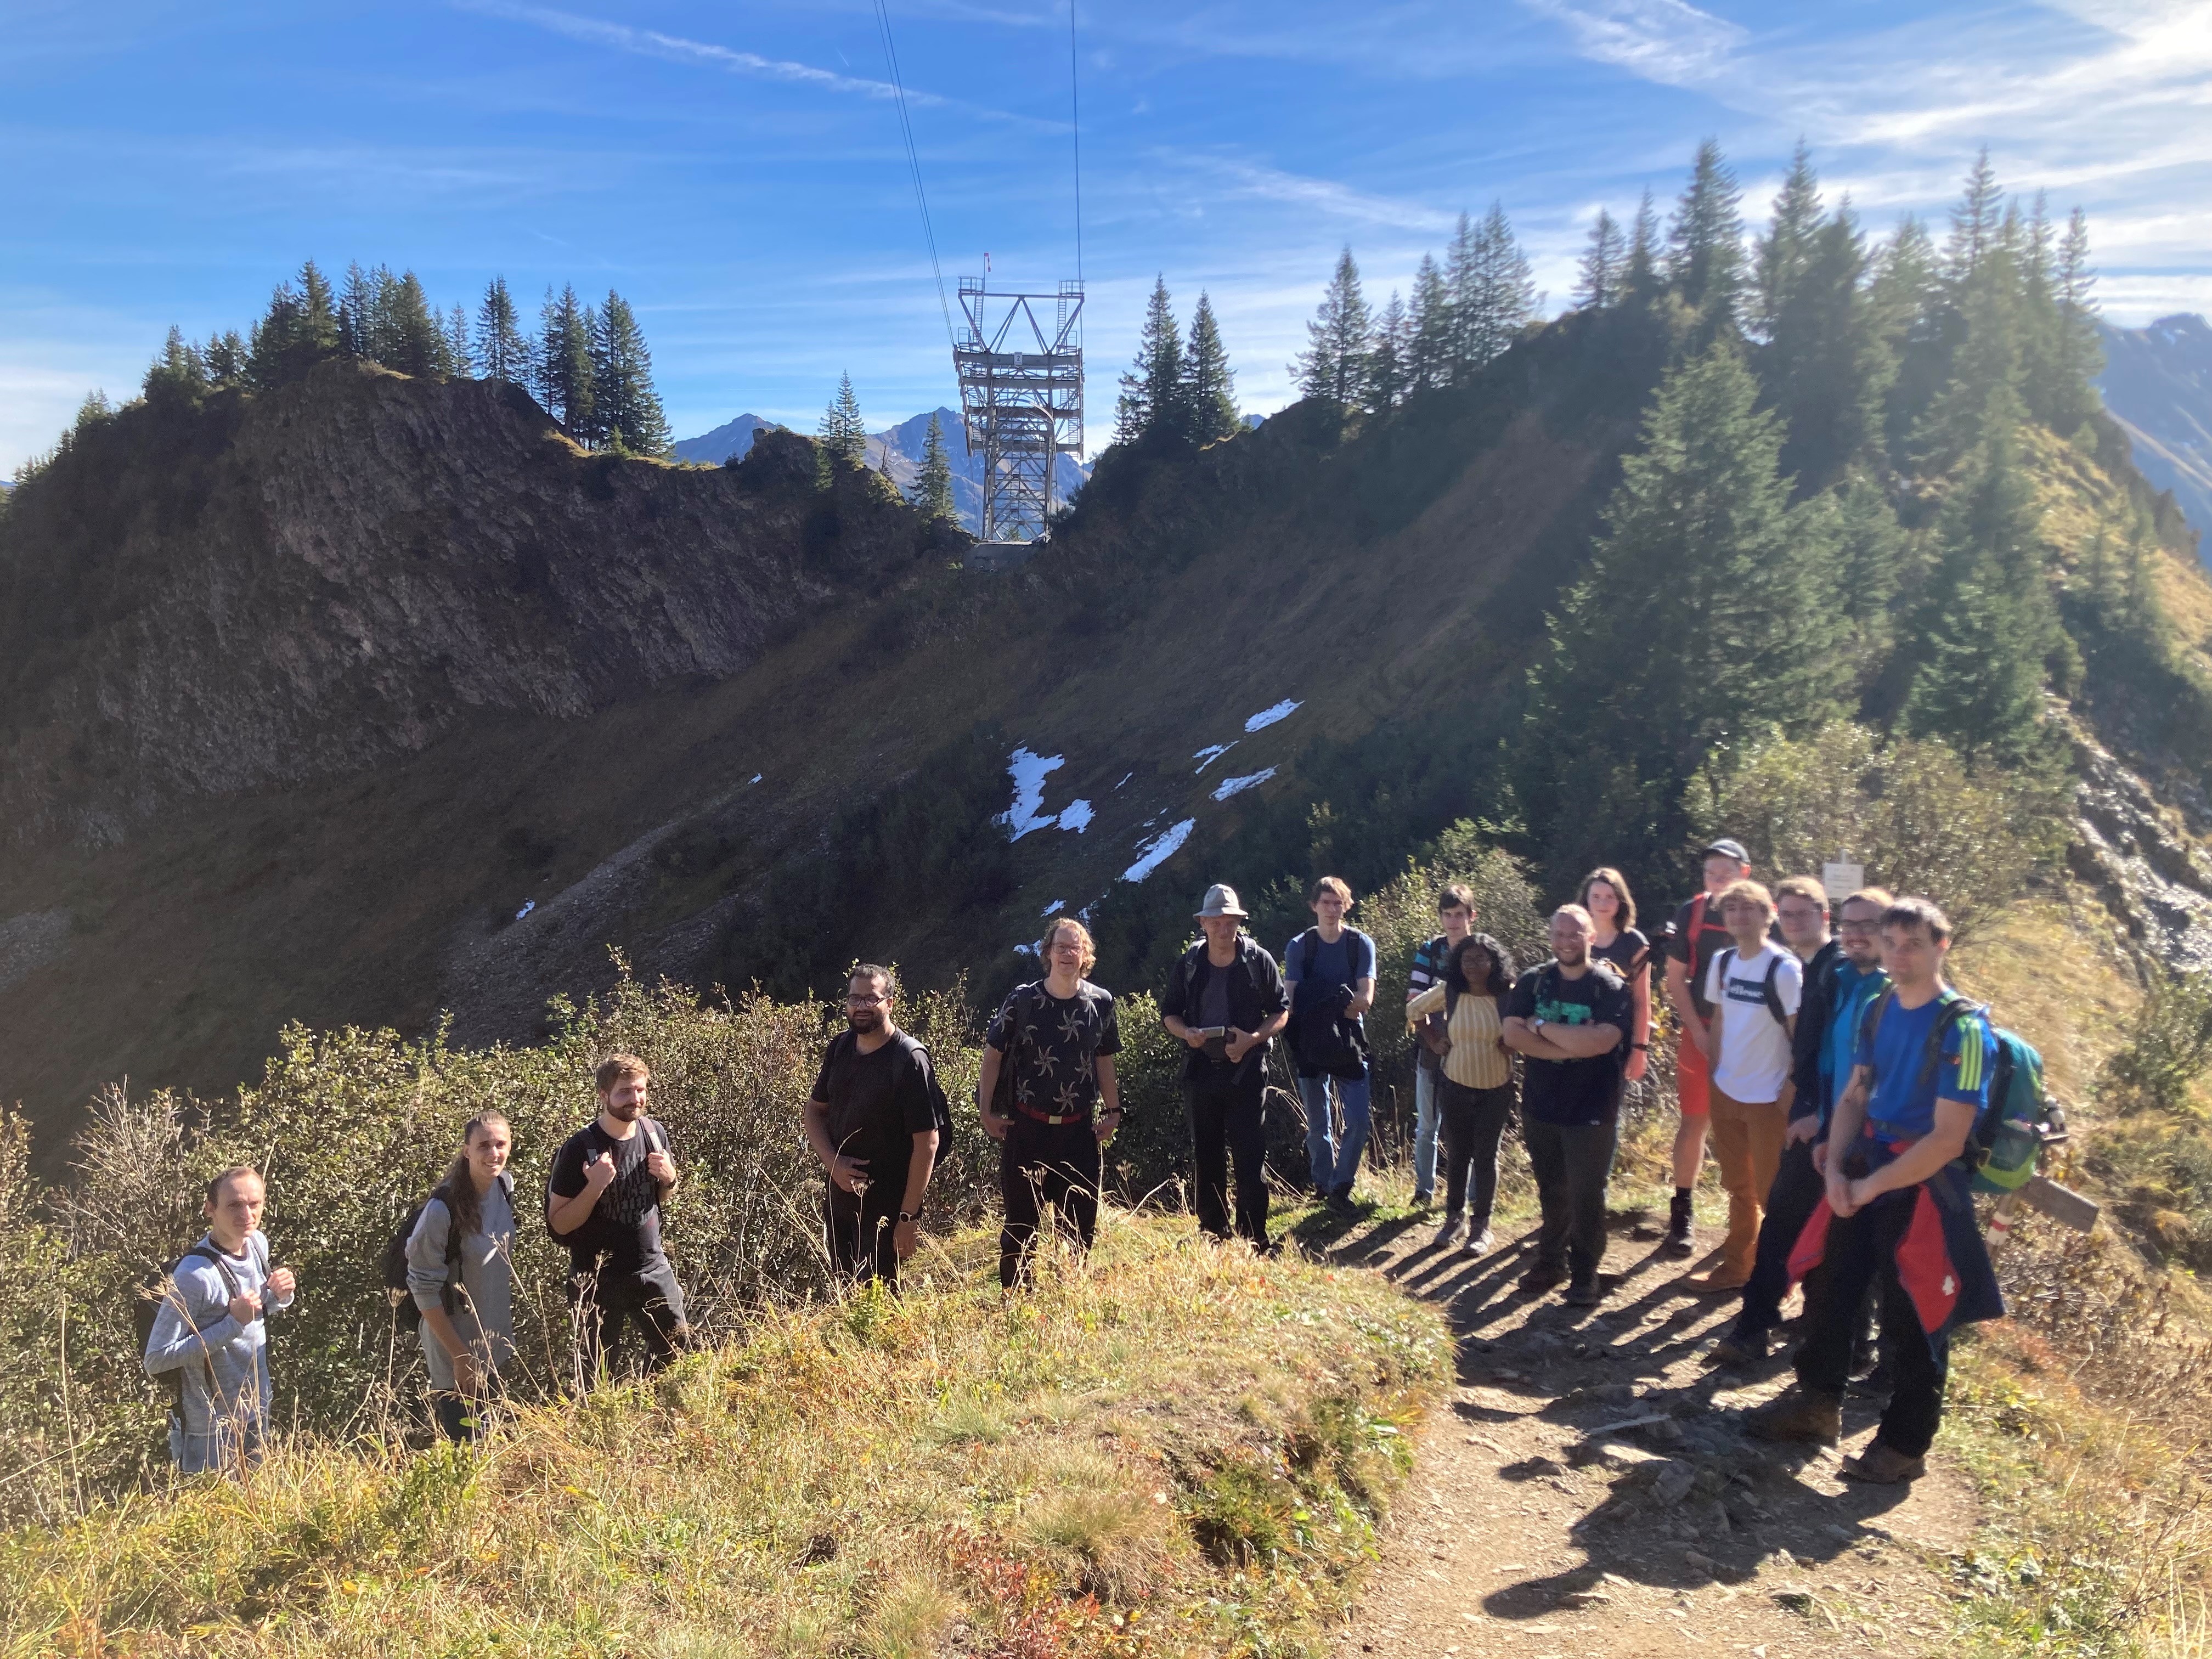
[[1685, 878, 1802, 1293]]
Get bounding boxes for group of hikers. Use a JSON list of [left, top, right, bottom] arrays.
[[146, 839, 2006, 1492]]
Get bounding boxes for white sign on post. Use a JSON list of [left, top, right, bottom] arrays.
[[1822, 861, 1864, 902]]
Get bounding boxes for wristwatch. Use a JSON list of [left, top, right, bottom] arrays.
[[897, 1211, 917, 1223], [1532, 1018, 1548, 1035]]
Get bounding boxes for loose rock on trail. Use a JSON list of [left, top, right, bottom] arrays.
[[1320, 1209, 1977, 1658]]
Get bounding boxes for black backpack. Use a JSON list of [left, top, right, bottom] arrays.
[[1713, 946, 1791, 1026], [384, 1171, 515, 1332], [893, 1032, 957, 1140], [135, 1240, 256, 1408], [1292, 928, 1373, 1079]]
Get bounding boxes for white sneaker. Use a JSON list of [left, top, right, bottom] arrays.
[[1465, 1228, 1496, 1256]]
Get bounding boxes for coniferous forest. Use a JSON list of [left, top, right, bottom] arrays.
[[124, 261, 674, 458]]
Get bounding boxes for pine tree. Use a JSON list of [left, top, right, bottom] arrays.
[[1181, 292, 1240, 442], [1942, 148, 2004, 288], [537, 285, 596, 436], [1903, 427, 2056, 765], [1462, 202, 1535, 366], [1367, 291, 1410, 411], [1292, 247, 1371, 407], [338, 261, 376, 357], [817, 371, 867, 462], [589, 291, 672, 455], [445, 306, 473, 377], [142, 325, 208, 404], [1444, 211, 1479, 370], [2037, 205, 2102, 433], [203, 329, 248, 387], [246, 259, 342, 388], [1115, 276, 1185, 444], [1408, 254, 1454, 390], [475, 276, 531, 384], [1575, 209, 1626, 311], [1870, 216, 1944, 456], [1624, 189, 1662, 301], [1751, 140, 1822, 340], [381, 271, 449, 379], [1667, 139, 1747, 326], [1522, 340, 1848, 873], [1763, 202, 1894, 489], [913, 411, 957, 521], [294, 259, 342, 368]]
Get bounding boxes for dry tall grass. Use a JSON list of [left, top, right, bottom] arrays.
[[0, 1214, 1447, 1658]]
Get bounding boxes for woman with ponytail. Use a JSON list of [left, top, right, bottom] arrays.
[[405, 1113, 516, 1441]]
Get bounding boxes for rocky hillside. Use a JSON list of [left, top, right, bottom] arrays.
[[0, 363, 961, 848]]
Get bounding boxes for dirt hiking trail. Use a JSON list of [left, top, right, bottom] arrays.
[[1318, 1206, 1978, 1659]]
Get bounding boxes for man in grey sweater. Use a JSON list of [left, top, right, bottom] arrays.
[[143, 1166, 298, 1475]]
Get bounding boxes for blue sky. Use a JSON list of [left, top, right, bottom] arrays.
[[4, 0, 2209, 473]]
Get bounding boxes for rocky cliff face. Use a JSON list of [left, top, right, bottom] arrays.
[[0, 362, 955, 844]]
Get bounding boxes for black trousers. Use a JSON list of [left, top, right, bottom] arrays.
[[1793, 1189, 1950, 1457], [1733, 1137, 1882, 1357], [1523, 1116, 1618, 1283], [1187, 1061, 1269, 1248], [826, 1181, 902, 1289], [1733, 1135, 1825, 1340], [570, 1257, 688, 1382], [1440, 1080, 1515, 1229], [1000, 1115, 1102, 1289]]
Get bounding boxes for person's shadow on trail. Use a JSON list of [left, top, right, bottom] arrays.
[[1321, 1207, 1928, 1620]]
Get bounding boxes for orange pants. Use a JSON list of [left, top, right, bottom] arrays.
[[1708, 1087, 1786, 1282], [1675, 1026, 1712, 1118]]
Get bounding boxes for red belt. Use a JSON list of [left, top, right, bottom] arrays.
[[1016, 1101, 1089, 1126]]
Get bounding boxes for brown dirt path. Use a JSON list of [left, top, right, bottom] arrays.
[[1319, 1208, 1979, 1659]]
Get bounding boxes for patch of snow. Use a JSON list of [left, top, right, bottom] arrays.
[[515, 900, 536, 921], [1057, 799, 1093, 833], [1122, 819, 1195, 883], [1193, 743, 1237, 774], [1041, 898, 1066, 917], [1013, 941, 1039, 956], [749, 774, 762, 784], [999, 747, 1068, 839], [1244, 699, 1302, 733], [1115, 772, 1133, 789], [1211, 768, 1277, 802]]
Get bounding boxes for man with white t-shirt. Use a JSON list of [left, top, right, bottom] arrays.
[[1686, 878, 1802, 1294]]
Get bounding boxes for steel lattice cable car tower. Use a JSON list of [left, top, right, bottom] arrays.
[[955, 279, 1084, 545]]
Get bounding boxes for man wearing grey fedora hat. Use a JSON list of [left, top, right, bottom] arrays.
[[1160, 883, 1291, 1251]]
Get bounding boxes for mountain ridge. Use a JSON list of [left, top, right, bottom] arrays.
[[2097, 312, 2212, 555]]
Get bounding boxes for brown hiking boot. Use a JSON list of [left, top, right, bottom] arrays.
[[1840, 1441, 1927, 1484], [1744, 1386, 1842, 1446], [1706, 1332, 1768, 1369], [1684, 1267, 1750, 1294]]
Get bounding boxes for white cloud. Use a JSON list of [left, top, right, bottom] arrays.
[[1184, 156, 1458, 235], [1519, 0, 1745, 88]]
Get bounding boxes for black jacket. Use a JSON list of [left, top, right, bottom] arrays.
[[1788, 938, 1842, 1125], [1159, 934, 1291, 1082]]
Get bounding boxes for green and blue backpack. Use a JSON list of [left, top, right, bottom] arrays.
[[1865, 989, 2060, 1193]]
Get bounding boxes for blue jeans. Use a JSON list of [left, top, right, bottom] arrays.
[[1300, 1070, 1372, 1195], [1413, 1064, 1441, 1197]]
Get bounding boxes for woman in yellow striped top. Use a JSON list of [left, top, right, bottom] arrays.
[[1405, 934, 1518, 1253]]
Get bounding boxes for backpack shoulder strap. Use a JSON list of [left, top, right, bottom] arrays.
[[1712, 945, 1737, 1005], [182, 1243, 239, 1300], [1915, 991, 1974, 1095], [1761, 953, 1787, 1026]]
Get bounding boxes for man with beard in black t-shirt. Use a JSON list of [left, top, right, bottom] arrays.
[[803, 964, 943, 1290], [547, 1054, 689, 1381]]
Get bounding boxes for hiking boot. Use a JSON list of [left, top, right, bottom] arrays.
[[1326, 1190, 1357, 1217], [1435, 1213, 1464, 1247], [1744, 1386, 1843, 1446], [1839, 1441, 1927, 1485], [1518, 1261, 1568, 1295], [1706, 1331, 1769, 1369], [1412, 1188, 1435, 1211], [1662, 1194, 1697, 1257], [1465, 1228, 1496, 1257], [1564, 1276, 1605, 1308]]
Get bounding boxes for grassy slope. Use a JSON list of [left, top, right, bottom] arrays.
[[2, 1218, 1447, 1659], [0, 333, 1637, 1147]]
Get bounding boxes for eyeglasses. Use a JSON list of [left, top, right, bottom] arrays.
[[845, 994, 887, 1007], [1837, 917, 1881, 933]]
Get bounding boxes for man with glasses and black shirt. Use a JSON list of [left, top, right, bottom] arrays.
[[803, 965, 942, 1290], [981, 917, 1122, 1288]]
